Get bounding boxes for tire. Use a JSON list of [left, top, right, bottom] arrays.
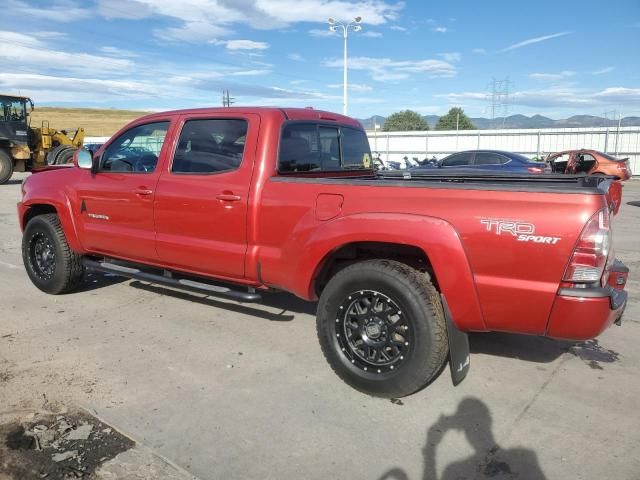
[[46, 145, 75, 165], [22, 214, 85, 294], [0, 149, 14, 184], [316, 259, 448, 398]]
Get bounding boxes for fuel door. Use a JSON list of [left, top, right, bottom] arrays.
[[315, 193, 343, 221]]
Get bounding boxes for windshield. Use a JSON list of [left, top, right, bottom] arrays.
[[0, 98, 26, 122]]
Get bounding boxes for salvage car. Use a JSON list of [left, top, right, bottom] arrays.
[[547, 149, 632, 180], [17, 107, 628, 397]]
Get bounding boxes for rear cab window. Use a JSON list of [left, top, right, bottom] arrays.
[[278, 122, 372, 174]]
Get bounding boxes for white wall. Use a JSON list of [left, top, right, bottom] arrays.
[[366, 127, 640, 175], [88, 126, 640, 176]]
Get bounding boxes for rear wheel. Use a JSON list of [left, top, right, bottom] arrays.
[[0, 149, 14, 184], [22, 214, 84, 294], [316, 259, 448, 397]]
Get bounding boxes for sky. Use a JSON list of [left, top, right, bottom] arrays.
[[1, 0, 639, 119]]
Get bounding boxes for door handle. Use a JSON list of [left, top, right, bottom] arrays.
[[134, 188, 154, 196], [216, 193, 241, 202]]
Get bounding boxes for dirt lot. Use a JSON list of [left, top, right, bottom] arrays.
[[29, 107, 148, 137], [1, 174, 639, 480]]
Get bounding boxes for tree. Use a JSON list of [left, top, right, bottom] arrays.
[[435, 107, 476, 130], [382, 110, 429, 131]]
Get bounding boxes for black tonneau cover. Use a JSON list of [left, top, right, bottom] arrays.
[[273, 171, 616, 195]]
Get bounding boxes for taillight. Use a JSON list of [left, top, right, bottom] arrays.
[[563, 209, 612, 283], [527, 166, 544, 173]]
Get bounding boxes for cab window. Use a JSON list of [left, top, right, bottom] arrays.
[[101, 121, 169, 173]]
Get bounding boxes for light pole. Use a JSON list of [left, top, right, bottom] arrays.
[[328, 16, 362, 115]]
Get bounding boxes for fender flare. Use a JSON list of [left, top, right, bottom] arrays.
[[21, 195, 85, 253], [278, 213, 486, 332]]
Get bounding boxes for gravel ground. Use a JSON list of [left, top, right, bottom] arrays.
[[1, 172, 639, 480]]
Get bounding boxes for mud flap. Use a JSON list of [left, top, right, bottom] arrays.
[[441, 294, 470, 386]]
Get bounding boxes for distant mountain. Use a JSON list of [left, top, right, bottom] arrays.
[[358, 114, 640, 130]]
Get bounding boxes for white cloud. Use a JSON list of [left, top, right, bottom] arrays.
[[361, 31, 383, 38], [224, 39, 269, 50], [157, 21, 232, 43], [231, 69, 271, 76], [438, 52, 461, 63], [328, 83, 373, 92], [309, 28, 335, 38], [500, 31, 572, 52], [529, 70, 575, 81], [325, 56, 457, 81], [592, 66, 615, 75], [0, 31, 134, 75], [0, 73, 159, 103], [6, 0, 90, 22], [97, 0, 402, 43], [30, 31, 68, 40], [433, 27, 447, 33], [390, 25, 407, 31], [100, 46, 138, 58], [472, 48, 486, 54], [288, 53, 305, 62]]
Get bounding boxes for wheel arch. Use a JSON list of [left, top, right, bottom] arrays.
[[21, 201, 84, 253], [287, 213, 486, 332]]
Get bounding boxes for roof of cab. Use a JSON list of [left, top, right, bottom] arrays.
[[136, 106, 362, 128]]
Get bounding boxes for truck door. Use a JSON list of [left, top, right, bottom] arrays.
[[153, 114, 259, 279], [75, 120, 172, 262]]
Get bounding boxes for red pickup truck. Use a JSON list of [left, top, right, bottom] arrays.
[[17, 107, 628, 397]]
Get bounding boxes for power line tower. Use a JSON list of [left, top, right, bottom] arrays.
[[488, 77, 512, 129], [222, 90, 235, 107], [602, 110, 618, 127]]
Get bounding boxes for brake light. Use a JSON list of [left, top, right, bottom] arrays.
[[563, 209, 612, 283], [527, 166, 544, 173]]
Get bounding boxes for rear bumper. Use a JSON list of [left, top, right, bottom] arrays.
[[546, 284, 627, 341]]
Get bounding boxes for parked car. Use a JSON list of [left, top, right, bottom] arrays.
[[18, 107, 627, 398], [414, 150, 549, 173], [547, 149, 632, 180]]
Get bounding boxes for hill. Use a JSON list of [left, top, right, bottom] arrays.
[[28, 107, 150, 137], [359, 113, 640, 130]]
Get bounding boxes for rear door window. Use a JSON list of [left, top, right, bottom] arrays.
[[172, 119, 248, 174], [278, 123, 371, 173], [441, 153, 473, 167], [474, 152, 509, 165]]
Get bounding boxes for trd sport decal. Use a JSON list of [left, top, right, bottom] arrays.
[[80, 199, 110, 220], [480, 218, 561, 245]]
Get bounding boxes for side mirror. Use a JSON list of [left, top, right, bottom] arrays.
[[76, 149, 93, 169]]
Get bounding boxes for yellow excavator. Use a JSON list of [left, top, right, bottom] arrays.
[[0, 94, 85, 184]]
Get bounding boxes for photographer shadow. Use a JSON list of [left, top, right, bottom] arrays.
[[378, 397, 546, 480]]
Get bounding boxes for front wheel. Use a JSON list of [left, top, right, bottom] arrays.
[[22, 214, 85, 294], [316, 259, 448, 397], [0, 149, 14, 184]]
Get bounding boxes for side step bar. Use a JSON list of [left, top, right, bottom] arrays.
[[83, 259, 262, 303]]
